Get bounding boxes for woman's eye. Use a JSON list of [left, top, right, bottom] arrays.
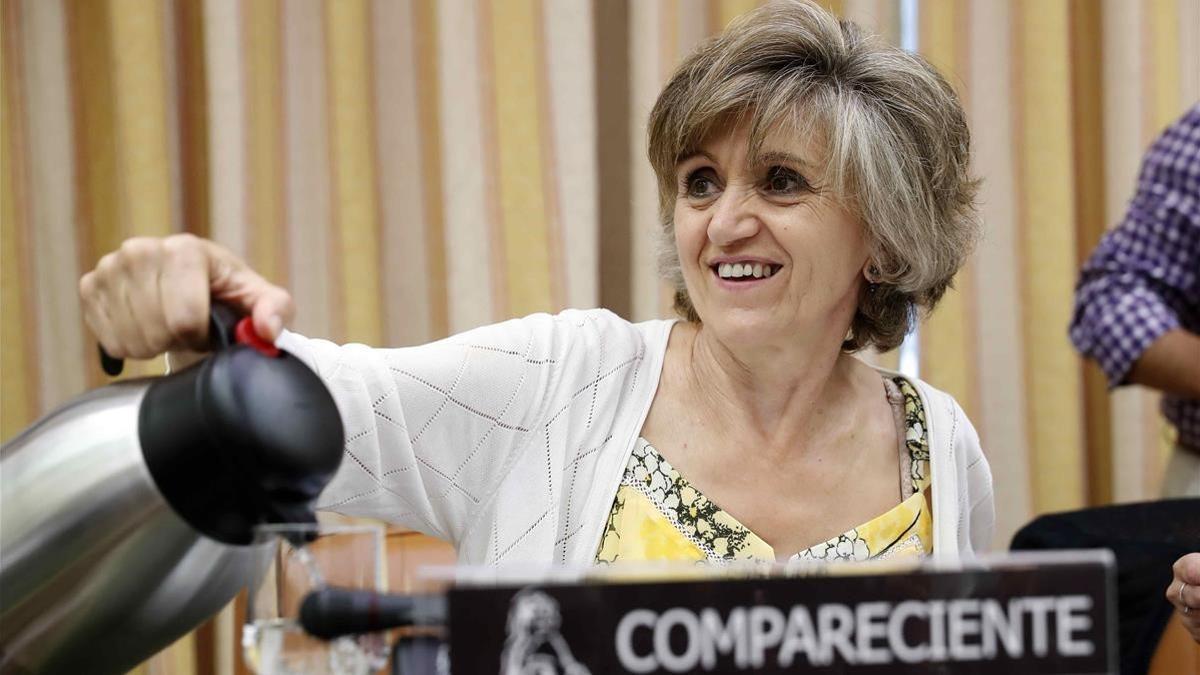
[[684, 169, 719, 198], [763, 166, 806, 195]]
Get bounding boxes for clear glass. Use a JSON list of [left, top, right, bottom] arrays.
[[242, 522, 389, 675]]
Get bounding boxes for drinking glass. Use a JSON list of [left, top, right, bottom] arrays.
[[243, 522, 389, 675]]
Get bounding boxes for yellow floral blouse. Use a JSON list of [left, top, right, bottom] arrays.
[[595, 376, 932, 564]]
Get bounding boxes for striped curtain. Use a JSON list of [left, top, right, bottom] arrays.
[[2, 1, 1197, 672]]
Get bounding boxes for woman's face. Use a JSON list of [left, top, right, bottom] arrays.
[[673, 121, 870, 349]]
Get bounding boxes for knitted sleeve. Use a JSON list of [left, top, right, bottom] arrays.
[[276, 308, 643, 551]]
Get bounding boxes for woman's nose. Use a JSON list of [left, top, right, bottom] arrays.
[[706, 187, 760, 246]]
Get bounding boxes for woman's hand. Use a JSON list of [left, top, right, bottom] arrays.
[[78, 234, 294, 360], [1167, 552, 1200, 643]]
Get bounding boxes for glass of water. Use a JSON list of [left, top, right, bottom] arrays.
[[243, 522, 389, 675]]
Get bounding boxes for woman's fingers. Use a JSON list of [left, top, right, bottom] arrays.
[[1168, 577, 1199, 611], [1169, 553, 1200, 610], [159, 234, 214, 350], [94, 251, 151, 359], [120, 237, 174, 357], [1168, 553, 1200, 643], [205, 239, 294, 342], [1174, 552, 1200, 586], [1176, 579, 1200, 642], [250, 284, 295, 342], [79, 269, 123, 358], [78, 234, 292, 361]]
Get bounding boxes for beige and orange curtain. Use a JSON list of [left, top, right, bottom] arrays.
[[3, 0, 1198, 672]]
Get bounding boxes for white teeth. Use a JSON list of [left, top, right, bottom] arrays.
[[717, 262, 778, 279]]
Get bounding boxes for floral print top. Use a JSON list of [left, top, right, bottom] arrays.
[[595, 376, 932, 563]]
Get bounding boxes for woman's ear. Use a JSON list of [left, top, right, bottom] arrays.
[[863, 263, 881, 283]]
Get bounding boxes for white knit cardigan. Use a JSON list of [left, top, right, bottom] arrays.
[[279, 308, 995, 565]]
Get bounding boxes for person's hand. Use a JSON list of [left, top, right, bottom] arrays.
[[1167, 552, 1200, 643], [79, 234, 294, 360]]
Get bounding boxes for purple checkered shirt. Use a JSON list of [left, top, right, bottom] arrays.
[[1070, 104, 1200, 450]]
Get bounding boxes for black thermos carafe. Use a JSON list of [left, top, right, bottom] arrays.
[[0, 307, 345, 675]]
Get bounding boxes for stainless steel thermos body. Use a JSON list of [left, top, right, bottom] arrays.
[[0, 315, 344, 675], [0, 382, 271, 675]]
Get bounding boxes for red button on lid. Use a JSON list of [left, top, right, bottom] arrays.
[[234, 317, 281, 357]]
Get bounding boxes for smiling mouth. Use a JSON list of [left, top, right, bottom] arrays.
[[711, 262, 781, 281]]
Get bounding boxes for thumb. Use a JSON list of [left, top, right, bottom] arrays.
[[250, 286, 294, 342], [206, 246, 295, 342]]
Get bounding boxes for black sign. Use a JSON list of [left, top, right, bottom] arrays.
[[447, 554, 1115, 674]]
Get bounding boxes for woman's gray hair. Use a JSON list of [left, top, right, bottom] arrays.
[[647, 0, 980, 352]]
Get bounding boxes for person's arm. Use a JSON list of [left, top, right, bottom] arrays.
[[1069, 109, 1200, 394], [79, 235, 640, 554], [1126, 329, 1200, 399], [280, 312, 577, 544], [281, 307, 642, 554]]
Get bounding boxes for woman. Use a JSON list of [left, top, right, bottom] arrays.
[[78, 0, 991, 565]]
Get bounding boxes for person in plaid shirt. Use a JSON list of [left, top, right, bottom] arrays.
[[1070, 103, 1200, 498], [1071, 104, 1200, 645]]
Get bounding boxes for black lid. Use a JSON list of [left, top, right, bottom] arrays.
[[138, 345, 344, 545]]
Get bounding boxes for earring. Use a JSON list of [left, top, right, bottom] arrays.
[[867, 265, 880, 295]]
